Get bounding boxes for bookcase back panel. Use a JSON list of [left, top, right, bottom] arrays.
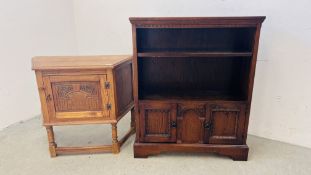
[[137, 28, 256, 52], [138, 57, 250, 100]]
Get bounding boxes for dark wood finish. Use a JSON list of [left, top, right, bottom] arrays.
[[130, 17, 265, 160], [139, 102, 177, 142], [134, 143, 249, 161], [32, 55, 135, 157], [138, 57, 251, 101], [176, 103, 207, 144], [114, 60, 134, 119], [208, 102, 246, 144], [138, 51, 252, 57]]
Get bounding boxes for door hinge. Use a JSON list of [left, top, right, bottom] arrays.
[[104, 82, 110, 89], [106, 103, 112, 110], [46, 94, 51, 102]]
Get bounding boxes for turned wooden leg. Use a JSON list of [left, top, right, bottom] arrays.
[[131, 108, 135, 130], [45, 126, 57, 157], [111, 123, 120, 154]]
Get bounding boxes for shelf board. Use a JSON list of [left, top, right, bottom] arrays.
[[139, 91, 246, 101], [137, 52, 252, 58]]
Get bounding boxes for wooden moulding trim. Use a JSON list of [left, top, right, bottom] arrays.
[[42, 70, 109, 76], [139, 99, 247, 104], [31, 55, 132, 70], [43, 119, 118, 126], [134, 142, 249, 160], [129, 16, 266, 27], [56, 145, 112, 154], [138, 52, 253, 58]]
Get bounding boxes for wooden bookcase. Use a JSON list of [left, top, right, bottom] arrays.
[[130, 17, 265, 160]]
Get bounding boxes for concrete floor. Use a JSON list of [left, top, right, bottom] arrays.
[[1, 114, 311, 175]]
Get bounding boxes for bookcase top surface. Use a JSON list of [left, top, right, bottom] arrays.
[[129, 16, 265, 27], [32, 55, 131, 70]]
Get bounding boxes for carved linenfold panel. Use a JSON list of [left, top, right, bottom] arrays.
[[51, 82, 102, 112], [145, 109, 170, 135], [210, 110, 239, 138]]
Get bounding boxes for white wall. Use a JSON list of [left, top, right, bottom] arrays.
[[0, 0, 78, 129], [1, 0, 311, 149], [72, 0, 311, 148]]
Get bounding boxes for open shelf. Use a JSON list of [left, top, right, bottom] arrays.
[[136, 26, 257, 102], [137, 51, 253, 58], [138, 57, 251, 101], [139, 90, 245, 101], [137, 27, 256, 53]]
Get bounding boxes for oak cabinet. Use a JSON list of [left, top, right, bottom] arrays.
[[139, 102, 176, 143], [43, 74, 110, 122], [138, 102, 246, 145], [32, 55, 135, 157], [177, 103, 207, 144], [208, 103, 246, 145], [130, 17, 265, 160]]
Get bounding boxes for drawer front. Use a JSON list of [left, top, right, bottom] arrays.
[[207, 102, 246, 144], [139, 102, 177, 143], [43, 75, 111, 122]]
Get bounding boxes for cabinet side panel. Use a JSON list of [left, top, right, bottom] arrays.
[[115, 61, 134, 118], [35, 71, 50, 124], [244, 24, 263, 143]]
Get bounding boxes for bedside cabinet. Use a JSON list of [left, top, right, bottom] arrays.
[[32, 55, 135, 157]]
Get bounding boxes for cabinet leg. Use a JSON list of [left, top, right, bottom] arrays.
[[45, 126, 57, 157], [130, 108, 135, 130], [111, 123, 120, 154]]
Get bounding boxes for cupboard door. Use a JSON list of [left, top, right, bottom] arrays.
[[43, 75, 110, 122], [208, 103, 246, 144], [139, 102, 177, 142], [177, 103, 207, 144]]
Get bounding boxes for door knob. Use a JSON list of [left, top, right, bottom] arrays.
[[204, 122, 212, 129], [171, 121, 177, 128]]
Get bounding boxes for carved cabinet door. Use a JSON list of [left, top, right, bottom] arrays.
[[139, 102, 177, 142], [43, 75, 110, 122], [177, 103, 208, 144], [207, 103, 246, 144]]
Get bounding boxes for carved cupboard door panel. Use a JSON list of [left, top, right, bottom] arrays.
[[177, 103, 207, 144], [208, 103, 246, 144], [43, 75, 110, 122], [139, 102, 177, 142]]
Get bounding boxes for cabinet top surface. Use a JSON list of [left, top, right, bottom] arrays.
[[130, 16, 265, 27], [32, 55, 131, 70]]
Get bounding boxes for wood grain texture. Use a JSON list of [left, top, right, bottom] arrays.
[[43, 74, 109, 122], [208, 103, 246, 144], [131, 17, 265, 160], [33, 55, 134, 156], [46, 126, 57, 157], [32, 55, 131, 70], [51, 81, 102, 112], [177, 103, 206, 144], [130, 16, 265, 28], [134, 142, 249, 161], [114, 60, 134, 118], [139, 102, 176, 143]]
